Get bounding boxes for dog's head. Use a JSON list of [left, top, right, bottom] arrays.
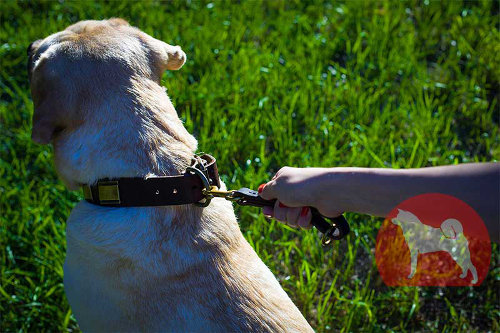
[[28, 18, 186, 145], [391, 209, 420, 227]]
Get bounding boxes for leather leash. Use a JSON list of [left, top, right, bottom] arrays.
[[82, 153, 350, 245], [203, 187, 350, 245]]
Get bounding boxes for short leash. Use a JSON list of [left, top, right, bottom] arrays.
[[202, 186, 350, 245], [82, 153, 350, 245]]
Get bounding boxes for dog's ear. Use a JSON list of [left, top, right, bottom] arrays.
[[28, 39, 59, 144], [30, 59, 68, 145], [141, 34, 187, 72], [27, 39, 42, 56], [27, 39, 42, 81], [162, 44, 186, 70], [31, 97, 61, 144], [108, 18, 130, 27], [154, 41, 186, 71]]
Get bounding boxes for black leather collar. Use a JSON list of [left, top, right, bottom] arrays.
[[81, 154, 220, 207]]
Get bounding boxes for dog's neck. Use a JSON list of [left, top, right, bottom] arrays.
[[60, 80, 245, 278], [53, 78, 198, 190]]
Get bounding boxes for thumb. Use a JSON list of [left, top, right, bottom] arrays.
[[259, 180, 277, 200]]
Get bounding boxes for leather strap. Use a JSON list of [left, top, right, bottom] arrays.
[[82, 154, 220, 207]]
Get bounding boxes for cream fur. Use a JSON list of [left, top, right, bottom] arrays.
[[29, 19, 313, 332]]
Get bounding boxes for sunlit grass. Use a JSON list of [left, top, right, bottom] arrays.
[[1, 0, 498, 331]]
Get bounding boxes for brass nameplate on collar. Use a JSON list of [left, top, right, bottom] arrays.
[[98, 181, 120, 205]]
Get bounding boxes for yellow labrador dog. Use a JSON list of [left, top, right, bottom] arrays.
[[28, 19, 313, 332]]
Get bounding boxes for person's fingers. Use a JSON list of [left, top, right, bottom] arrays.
[[272, 167, 286, 180], [273, 200, 288, 223], [285, 207, 301, 228], [262, 206, 273, 217], [259, 166, 292, 200], [259, 180, 277, 200], [297, 207, 313, 229]]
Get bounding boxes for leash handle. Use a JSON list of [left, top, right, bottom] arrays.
[[309, 208, 350, 245], [232, 188, 350, 244]]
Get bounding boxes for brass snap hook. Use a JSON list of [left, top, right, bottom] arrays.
[[203, 186, 239, 201]]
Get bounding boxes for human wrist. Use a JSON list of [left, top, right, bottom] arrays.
[[332, 167, 407, 216], [314, 167, 384, 215], [311, 168, 356, 214]]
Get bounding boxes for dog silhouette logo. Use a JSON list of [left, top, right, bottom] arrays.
[[391, 209, 478, 283], [376, 193, 490, 286]]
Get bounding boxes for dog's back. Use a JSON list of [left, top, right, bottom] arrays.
[[64, 201, 312, 332]]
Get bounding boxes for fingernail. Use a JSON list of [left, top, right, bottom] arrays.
[[300, 207, 309, 216], [278, 202, 288, 208], [258, 184, 266, 193]]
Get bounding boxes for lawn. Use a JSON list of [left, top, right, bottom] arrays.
[[1, 0, 499, 331]]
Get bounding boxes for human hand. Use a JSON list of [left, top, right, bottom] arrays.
[[259, 166, 344, 229]]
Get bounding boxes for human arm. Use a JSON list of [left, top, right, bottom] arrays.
[[259, 163, 499, 243]]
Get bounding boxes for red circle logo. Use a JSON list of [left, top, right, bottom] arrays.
[[376, 193, 491, 286]]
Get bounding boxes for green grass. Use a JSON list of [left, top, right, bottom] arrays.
[[1, 0, 499, 331]]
